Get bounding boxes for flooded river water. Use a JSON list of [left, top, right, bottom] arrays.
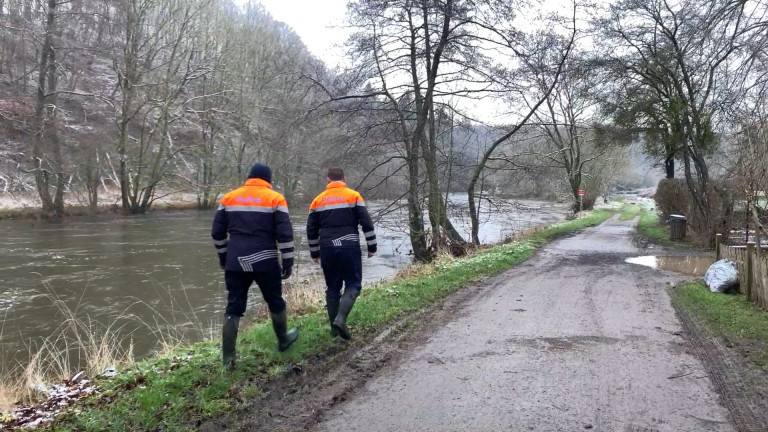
[[0, 198, 567, 371]]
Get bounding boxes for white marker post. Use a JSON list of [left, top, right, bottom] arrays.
[[578, 189, 585, 217]]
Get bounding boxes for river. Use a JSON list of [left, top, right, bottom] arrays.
[[0, 197, 567, 373]]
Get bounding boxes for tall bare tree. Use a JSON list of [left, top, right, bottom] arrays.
[[31, 0, 66, 217], [598, 0, 768, 239]]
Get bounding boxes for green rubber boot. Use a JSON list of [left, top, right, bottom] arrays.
[[271, 311, 299, 352], [327, 298, 340, 337], [222, 315, 239, 371], [332, 289, 359, 340]]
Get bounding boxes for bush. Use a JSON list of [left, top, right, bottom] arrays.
[[655, 179, 690, 220], [655, 178, 734, 246]]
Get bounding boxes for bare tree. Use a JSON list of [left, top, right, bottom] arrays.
[[598, 0, 768, 240], [30, 0, 66, 217], [525, 54, 623, 212], [111, 0, 213, 213], [466, 6, 577, 244]]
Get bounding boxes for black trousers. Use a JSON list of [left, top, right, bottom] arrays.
[[320, 247, 363, 302], [224, 269, 285, 316]]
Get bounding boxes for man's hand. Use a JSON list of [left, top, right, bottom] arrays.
[[281, 266, 293, 280], [368, 252, 376, 258], [313, 258, 320, 264]]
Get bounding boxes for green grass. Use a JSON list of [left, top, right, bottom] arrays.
[[672, 281, 768, 372], [44, 210, 614, 432], [637, 208, 703, 251], [619, 204, 642, 221], [637, 208, 668, 241]]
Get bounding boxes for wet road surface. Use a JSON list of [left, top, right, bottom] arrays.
[[319, 217, 734, 432]]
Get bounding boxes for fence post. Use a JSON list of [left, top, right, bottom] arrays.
[[747, 242, 755, 301], [716, 234, 722, 261]]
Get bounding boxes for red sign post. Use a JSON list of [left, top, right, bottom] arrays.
[[578, 190, 585, 216], [578, 189, 585, 196]]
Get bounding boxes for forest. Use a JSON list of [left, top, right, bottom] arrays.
[[0, 0, 767, 259]]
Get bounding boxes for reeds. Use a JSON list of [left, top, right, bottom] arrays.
[[0, 279, 214, 413], [0, 272, 333, 415]]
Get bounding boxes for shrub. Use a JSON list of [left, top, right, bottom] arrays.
[[655, 178, 734, 246], [655, 179, 690, 220]]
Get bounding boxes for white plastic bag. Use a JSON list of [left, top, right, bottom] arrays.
[[704, 259, 739, 293]]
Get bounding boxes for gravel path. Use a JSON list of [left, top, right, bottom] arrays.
[[319, 217, 734, 432]]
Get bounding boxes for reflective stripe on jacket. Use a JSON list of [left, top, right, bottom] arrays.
[[211, 178, 294, 272], [306, 181, 377, 259]]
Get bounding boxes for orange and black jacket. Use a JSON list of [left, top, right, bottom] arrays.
[[306, 181, 376, 259], [211, 178, 294, 272]]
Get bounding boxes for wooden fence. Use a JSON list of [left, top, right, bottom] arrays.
[[716, 234, 768, 310]]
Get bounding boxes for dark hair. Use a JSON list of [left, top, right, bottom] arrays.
[[327, 167, 344, 181]]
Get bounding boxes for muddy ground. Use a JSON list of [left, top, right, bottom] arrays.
[[206, 217, 768, 432]]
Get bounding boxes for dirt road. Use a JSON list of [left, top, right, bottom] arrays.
[[318, 217, 734, 432]]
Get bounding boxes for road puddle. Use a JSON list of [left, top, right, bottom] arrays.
[[625, 255, 716, 277]]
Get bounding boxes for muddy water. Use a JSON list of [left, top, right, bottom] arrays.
[[625, 255, 716, 277], [0, 198, 568, 371]]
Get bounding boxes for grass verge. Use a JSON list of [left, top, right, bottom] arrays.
[[671, 281, 768, 372], [35, 210, 613, 432], [637, 208, 669, 242], [619, 204, 642, 221]]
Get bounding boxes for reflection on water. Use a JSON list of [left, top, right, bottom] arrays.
[[625, 255, 716, 276], [0, 197, 567, 371]]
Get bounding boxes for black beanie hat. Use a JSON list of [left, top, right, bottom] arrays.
[[248, 163, 272, 183]]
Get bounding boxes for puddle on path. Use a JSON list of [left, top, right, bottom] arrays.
[[625, 255, 716, 277]]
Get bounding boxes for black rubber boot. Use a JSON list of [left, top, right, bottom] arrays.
[[222, 315, 240, 371], [327, 299, 340, 337], [332, 289, 359, 340], [271, 311, 299, 352]]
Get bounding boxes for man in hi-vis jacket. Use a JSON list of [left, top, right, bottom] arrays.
[[307, 167, 377, 340], [212, 163, 298, 369]]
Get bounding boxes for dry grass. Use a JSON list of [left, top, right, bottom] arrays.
[[250, 274, 327, 319], [0, 273, 328, 416], [0, 282, 213, 415], [0, 373, 22, 414]]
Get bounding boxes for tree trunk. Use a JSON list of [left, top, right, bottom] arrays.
[[420, 129, 464, 249], [665, 156, 675, 179], [569, 173, 584, 213], [468, 182, 480, 245], [85, 153, 99, 210], [32, 0, 65, 218], [406, 139, 428, 261]]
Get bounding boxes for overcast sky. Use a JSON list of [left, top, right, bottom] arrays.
[[253, 0, 351, 68], [244, 0, 587, 124], [251, 0, 580, 67]]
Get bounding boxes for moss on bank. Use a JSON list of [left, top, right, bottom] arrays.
[[672, 281, 768, 373], [43, 210, 614, 432]]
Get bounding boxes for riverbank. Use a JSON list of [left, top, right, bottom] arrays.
[[0, 210, 613, 431], [0, 197, 568, 374], [0, 200, 204, 220]]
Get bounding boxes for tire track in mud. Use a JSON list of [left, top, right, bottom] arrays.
[[674, 305, 768, 432], [317, 218, 734, 432]]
